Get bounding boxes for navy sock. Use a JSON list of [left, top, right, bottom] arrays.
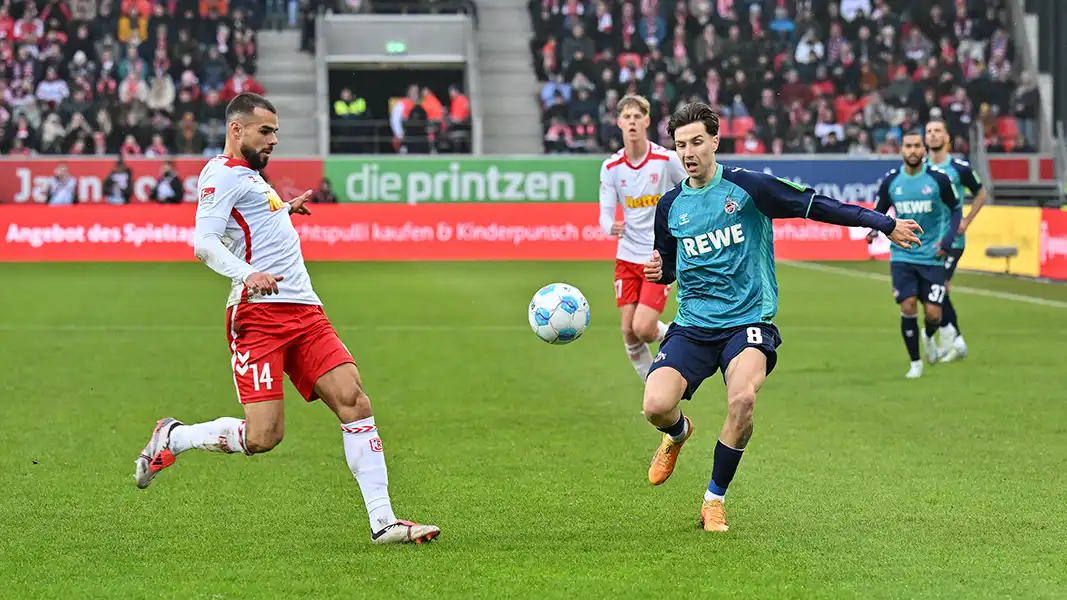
[[901, 314, 920, 361], [707, 440, 744, 497], [656, 412, 686, 440], [924, 319, 941, 338], [943, 295, 960, 333]]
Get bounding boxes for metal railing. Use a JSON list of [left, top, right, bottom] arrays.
[[971, 123, 996, 204], [1055, 121, 1067, 207]]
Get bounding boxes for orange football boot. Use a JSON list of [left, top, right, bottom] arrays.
[[647, 416, 693, 485], [700, 499, 729, 532]]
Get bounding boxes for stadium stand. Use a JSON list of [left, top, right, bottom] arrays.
[[529, 0, 1040, 155], [0, 0, 264, 156]]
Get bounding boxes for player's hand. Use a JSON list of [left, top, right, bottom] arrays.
[[865, 229, 878, 243], [644, 250, 663, 283], [958, 220, 970, 235], [245, 272, 284, 296], [888, 219, 923, 249], [287, 190, 313, 216], [610, 221, 625, 236]]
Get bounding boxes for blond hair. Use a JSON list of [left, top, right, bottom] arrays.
[[617, 94, 651, 115]]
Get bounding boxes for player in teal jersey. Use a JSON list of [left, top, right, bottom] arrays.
[[867, 131, 961, 379], [639, 103, 922, 532], [925, 119, 987, 362]]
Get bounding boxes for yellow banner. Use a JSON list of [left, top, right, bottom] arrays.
[[958, 206, 1041, 277]]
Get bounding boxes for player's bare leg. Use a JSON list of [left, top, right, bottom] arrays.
[[643, 367, 693, 485], [315, 362, 439, 544], [133, 401, 282, 489], [899, 297, 924, 379], [700, 348, 767, 532], [621, 304, 670, 382]]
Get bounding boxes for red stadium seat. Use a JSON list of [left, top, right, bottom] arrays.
[[731, 117, 756, 139]]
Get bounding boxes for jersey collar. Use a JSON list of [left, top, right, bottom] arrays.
[[681, 162, 723, 194]]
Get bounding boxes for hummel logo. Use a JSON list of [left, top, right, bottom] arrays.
[[678, 213, 689, 225], [654, 351, 666, 363]]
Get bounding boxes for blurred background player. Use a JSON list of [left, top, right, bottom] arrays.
[[868, 131, 962, 379], [133, 93, 439, 546], [642, 103, 921, 532], [924, 120, 987, 363], [598, 94, 687, 381]]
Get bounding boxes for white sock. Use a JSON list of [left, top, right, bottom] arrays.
[[656, 321, 669, 342], [704, 489, 725, 503], [940, 323, 958, 338], [626, 342, 653, 380], [170, 418, 247, 455], [341, 416, 397, 532]]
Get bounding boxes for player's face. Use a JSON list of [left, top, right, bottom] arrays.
[[901, 134, 926, 167], [235, 107, 279, 170], [672, 122, 718, 178], [925, 122, 947, 152], [617, 107, 650, 144]]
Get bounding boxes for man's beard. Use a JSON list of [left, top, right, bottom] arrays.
[[241, 145, 269, 170], [927, 143, 945, 153], [905, 155, 923, 167]]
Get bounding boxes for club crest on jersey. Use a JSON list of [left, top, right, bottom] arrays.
[[266, 189, 286, 212], [922, 185, 932, 195], [724, 198, 739, 214]]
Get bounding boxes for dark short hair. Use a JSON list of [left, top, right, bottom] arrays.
[[667, 102, 720, 139], [925, 118, 947, 129], [225, 93, 277, 122], [902, 129, 925, 140]]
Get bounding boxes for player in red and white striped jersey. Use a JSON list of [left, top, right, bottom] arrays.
[[132, 93, 439, 546], [599, 95, 687, 381]]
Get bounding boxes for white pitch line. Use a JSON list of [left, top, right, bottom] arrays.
[[780, 261, 1067, 309], [0, 323, 1062, 336]]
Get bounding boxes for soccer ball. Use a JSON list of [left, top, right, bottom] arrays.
[[528, 283, 590, 345]]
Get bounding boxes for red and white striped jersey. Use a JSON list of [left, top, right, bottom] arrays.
[[599, 142, 687, 264], [195, 155, 321, 308]]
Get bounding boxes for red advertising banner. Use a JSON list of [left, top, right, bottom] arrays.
[[1039, 208, 1067, 281], [0, 158, 322, 204], [0, 203, 885, 262]]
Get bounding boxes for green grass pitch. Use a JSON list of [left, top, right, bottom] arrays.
[[1, 260, 1066, 599]]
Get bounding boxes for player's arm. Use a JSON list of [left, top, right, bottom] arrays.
[[867, 173, 895, 241], [746, 171, 922, 249], [193, 176, 257, 283], [647, 191, 678, 285], [933, 170, 963, 251], [598, 162, 623, 236], [956, 161, 986, 233]]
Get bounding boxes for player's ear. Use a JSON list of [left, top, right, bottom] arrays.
[[711, 135, 720, 152]]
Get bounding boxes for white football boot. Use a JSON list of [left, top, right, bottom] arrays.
[[923, 334, 941, 364], [371, 520, 441, 545], [905, 360, 924, 379]]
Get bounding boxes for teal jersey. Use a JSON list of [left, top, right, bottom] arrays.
[[875, 165, 961, 265], [926, 156, 983, 250], [653, 165, 895, 330]]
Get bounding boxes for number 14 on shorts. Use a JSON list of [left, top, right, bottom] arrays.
[[234, 352, 275, 392]]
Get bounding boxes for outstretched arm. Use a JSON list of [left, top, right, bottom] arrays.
[[193, 182, 256, 282]]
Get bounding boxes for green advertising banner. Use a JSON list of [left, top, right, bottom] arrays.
[[323, 157, 603, 203]]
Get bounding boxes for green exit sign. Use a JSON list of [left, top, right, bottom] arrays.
[[385, 41, 407, 54]]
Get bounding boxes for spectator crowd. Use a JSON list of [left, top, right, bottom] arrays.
[[0, 0, 267, 157], [530, 0, 1042, 155]]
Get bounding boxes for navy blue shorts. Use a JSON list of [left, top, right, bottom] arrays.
[[942, 247, 965, 280], [647, 323, 782, 400], [890, 261, 947, 305]]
